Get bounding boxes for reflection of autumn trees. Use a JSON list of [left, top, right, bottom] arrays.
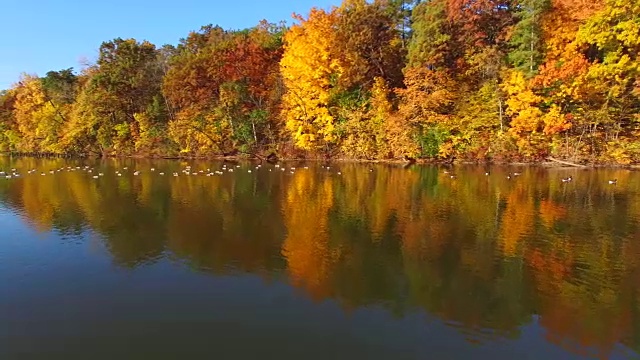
[[1, 158, 640, 356], [166, 168, 286, 275], [282, 164, 640, 355], [282, 170, 340, 299]]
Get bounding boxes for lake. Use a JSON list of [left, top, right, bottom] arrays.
[[1, 157, 639, 359]]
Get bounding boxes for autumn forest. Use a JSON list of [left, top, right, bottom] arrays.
[[0, 0, 638, 163]]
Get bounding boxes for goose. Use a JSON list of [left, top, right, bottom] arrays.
[[562, 176, 573, 183], [134, 171, 140, 176], [608, 179, 617, 185]]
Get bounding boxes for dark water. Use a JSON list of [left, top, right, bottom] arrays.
[[1, 157, 639, 359]]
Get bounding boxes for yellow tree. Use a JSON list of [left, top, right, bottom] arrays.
[[280, 8, 342, 151], [575, 0, 640, 163], [12, 75, 65, 153], [502, 69, 545, 156], [339, 77, 401, 159], [0, 89, 18, 151]]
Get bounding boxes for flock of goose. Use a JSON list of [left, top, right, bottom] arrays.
[[0, 165, 619, 185], [0, 163, 345, 180], [443, 169, 618, 185], [1, 165, 118, 179]]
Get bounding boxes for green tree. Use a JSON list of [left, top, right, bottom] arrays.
[[508, 0, 551, 75], [66, 38, 163, 155], [406, 0, 452, 68]]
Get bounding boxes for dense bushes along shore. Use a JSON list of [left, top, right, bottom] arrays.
[[0, 0, 638, 164]]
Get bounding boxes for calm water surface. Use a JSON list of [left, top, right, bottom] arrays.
[[1, 158, 639, 359]]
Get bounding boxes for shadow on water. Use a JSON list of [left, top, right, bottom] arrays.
[[1, 157, 639, 359]]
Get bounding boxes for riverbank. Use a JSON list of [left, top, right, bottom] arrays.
[[3, 151, 639, 169]]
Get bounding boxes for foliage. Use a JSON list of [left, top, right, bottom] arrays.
[[280, 8, 342, 151], [163, 23, 284, 155], [0, 0, 637, 164]]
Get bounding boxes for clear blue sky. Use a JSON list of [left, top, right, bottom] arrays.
[[0, 0, 342, 90]]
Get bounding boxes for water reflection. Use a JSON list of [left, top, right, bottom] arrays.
[[1, 157, 639, 358]]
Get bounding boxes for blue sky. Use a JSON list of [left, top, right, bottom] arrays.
[[0, 0, 342, 90]]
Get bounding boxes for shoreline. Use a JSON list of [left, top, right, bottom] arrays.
[[1, 152, 638, 169]]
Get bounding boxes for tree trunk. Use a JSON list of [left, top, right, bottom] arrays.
[[498, 98, 504, 132]]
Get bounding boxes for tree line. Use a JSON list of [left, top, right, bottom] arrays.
[[0, 0, 638, 163]]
